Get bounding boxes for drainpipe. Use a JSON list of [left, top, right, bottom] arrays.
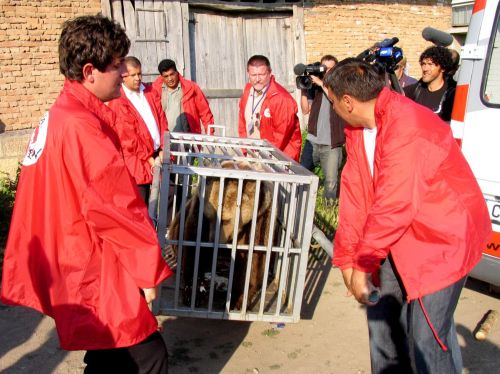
[[311, 224, 334, 258]]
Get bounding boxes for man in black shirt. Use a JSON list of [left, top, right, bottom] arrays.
[[404, 46, 456, 122]]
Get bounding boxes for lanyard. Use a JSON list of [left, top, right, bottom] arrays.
[[251, 83, 270, 115]]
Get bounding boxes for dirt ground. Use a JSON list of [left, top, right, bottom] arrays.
[[1, 248, 499, 374]]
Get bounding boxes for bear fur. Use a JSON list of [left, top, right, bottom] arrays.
[[168, 160, 274, 310]]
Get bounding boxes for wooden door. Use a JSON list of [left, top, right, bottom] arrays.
[[189, 8, 302, 137], [102, 1, 305, 136], [104, 0, 189, 83]]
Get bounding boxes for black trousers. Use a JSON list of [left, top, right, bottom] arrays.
[[367, 257, 465, 374], [137, 184, 151, 205], [83, 331, 168, 374]]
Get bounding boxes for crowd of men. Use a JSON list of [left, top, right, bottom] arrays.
[[80, 31, 461, 206], [1, 14, 492, 374]]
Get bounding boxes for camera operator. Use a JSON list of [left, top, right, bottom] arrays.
[[300, 54, 345, 204]]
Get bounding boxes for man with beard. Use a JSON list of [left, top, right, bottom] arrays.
[[404, 46, 456, 122]]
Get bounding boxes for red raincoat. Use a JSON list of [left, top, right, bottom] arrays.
[[152, 74, 214, 134], [108, 85, 168, 185], [238, 76, 302, 161], [1, 80, 172, 350], [333, 87, 491, 301]]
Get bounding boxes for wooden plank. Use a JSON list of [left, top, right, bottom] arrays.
[[188, 9, 297, 137], [203, 89, 243, 98], [141, 2, 159, 81], [188, 1, 294, 13], [160, 1, 186, 76], [238, 16, 247, 88], [101, 0, 112, 18], [123, 0, 136, 38], [153, 0, 167, 80], [111, 0, 124, 28], [133, 0, 145, 65], [293, 5, 306, 129], [181, 2, 190, 78]]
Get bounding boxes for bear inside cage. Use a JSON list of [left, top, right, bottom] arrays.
[[162, 160, 310, 317]]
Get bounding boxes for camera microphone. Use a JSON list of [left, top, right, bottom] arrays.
[[293, 63, 307, 75], [357, 37, 399, 60], [378, 37, 399, 48], [422, 27, 454, 47]]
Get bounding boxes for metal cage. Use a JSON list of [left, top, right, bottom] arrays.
[[150, 132, 318, 323]]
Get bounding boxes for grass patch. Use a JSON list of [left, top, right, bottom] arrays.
[[313, 186, 339, 241], [0, 169, 19, 273]]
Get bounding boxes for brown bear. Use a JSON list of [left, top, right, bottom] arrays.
[[168, 160, 274, 311]]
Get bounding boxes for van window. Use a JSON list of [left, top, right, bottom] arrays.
[[483, 8, 500, 106]]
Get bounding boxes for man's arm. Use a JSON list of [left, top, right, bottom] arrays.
[[108, 101, 152, 181], [81, 156, 172, 288], [65, 120, 172, 289], [272, 96, 300, 151], [300, 89, 311, 115], [310, 75, 330, 96]]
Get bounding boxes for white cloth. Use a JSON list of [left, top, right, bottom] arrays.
[[244, 86, 268, 139], [363, 126, 377, 177], [123, 83, 161, 150]]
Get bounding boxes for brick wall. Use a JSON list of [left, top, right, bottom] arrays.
[[0, 0, 101, 177], [0, 0, 453, 178], [304, 0, 453, 79]]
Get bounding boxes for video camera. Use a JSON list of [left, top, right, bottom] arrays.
[[293, 62, 327, 90], [358, 37, 404, 93], [357, 37, 403, 74]]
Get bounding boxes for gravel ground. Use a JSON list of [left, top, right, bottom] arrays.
[[1, 248, 499, 374]]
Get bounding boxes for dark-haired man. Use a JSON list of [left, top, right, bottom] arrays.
[[404, 46, 456, 121], [108, 56, 167, 203], [324, 58, 490, 373], [0, 15, 171, 373], [238, 55, 302, 161], [152, 59, 214, 134]]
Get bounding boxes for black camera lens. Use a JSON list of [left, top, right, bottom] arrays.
[[296, 76, 312, 90]]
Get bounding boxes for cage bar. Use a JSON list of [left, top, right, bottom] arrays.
[[151, 132, 318, 322]]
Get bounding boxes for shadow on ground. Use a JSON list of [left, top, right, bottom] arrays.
[[160, 246, 332, 373], [459, 322, 500, 373], [0, 304, 68, 374], [161, 317, 251, 374]]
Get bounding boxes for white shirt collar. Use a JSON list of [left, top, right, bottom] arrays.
[[122, 83, 146, 97]]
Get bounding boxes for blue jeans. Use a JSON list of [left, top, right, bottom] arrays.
[[300, 139, 343, 200], [367, 257, 465, 374]]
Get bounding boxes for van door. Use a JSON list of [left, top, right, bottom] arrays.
[[451, 0, 500, 286]]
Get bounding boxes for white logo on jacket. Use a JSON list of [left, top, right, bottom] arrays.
[[263, 108, 271, 118], [23, 112, 48, 166]]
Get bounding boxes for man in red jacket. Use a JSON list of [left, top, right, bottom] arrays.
[[238, 55, 302, 161], [152, 59, 214, 134], [108, 56, 168, 203], [324, 59, 491, 373], [0, 15, 172, 373]]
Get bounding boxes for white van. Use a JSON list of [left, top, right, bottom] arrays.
[[450, 0, 500, 286]]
